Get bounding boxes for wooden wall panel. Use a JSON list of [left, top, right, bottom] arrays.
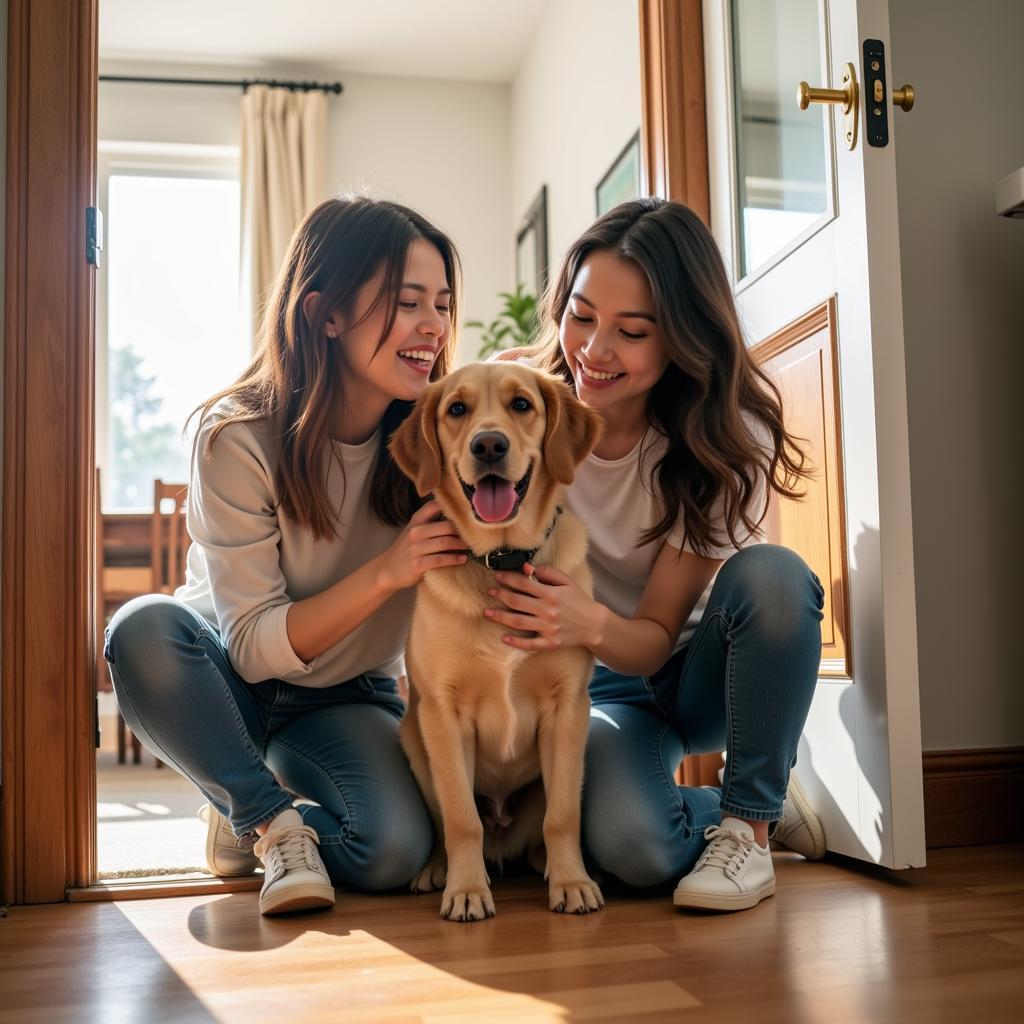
[[754, 298, 852, 678]]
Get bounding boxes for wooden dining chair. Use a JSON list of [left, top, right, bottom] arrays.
[[96, 467, 142, 765], [96, 476, 191, 767], [136, 480, 191, 768], [151, 480, 190, 594]]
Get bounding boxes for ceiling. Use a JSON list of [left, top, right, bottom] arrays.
[[99, 0, 550, 83]]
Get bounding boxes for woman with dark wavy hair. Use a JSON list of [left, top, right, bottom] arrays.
[[491, 197, 826, 911], [105, 196, 466, 916]]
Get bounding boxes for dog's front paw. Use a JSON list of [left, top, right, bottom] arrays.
[[548, 876, 605, 915], [410, 857, 447, 894], [440, 879, 495, 922]]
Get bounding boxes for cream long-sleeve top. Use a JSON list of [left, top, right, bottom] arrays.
[[175, 401, 413, 686]]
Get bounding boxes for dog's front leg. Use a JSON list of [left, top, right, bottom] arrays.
[[399, 715, 448, 893], [538, 690, 605, 914], [417, 695, 494, 922]]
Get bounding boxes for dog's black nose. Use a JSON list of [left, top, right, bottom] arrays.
[[470, 431, 509, 465]]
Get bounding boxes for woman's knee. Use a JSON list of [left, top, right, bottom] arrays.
[[104, 594, 214, 695], [718, 544, 824, 638], [582, 765, 684, 887], [317, 802, 434, 891], [106, 593, 195, 655], [721, 543, 811, 587], [359, 819, 434, 891], [583, 805, 683, 888]]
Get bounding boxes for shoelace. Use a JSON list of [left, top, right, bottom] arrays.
[[696, 825, 756, 877], [253, 824, 322, 875]]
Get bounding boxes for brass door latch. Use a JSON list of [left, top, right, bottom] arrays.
[[797, 41, 915, 151]]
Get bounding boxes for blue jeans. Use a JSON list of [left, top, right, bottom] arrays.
[[104, 594, 434, 890], [581, 544, 825, 888]]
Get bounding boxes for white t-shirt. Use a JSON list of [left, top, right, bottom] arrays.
[[566, 421, 769, 653], [175, 401, 413, 686]]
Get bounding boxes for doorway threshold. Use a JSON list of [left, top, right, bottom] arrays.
[[68, 873, 261, 903]]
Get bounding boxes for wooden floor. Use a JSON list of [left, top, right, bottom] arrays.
[[2, 844, 1023, 1023]]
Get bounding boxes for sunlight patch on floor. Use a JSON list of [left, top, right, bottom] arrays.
[[113, 903, 703, 1023]]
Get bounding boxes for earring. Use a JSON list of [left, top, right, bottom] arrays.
[[326, 327, 337, 338]]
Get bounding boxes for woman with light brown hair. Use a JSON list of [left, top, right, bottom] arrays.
[[105, 196, 464, 916]]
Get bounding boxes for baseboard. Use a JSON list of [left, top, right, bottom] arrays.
[[923, 747, 1024, 848]]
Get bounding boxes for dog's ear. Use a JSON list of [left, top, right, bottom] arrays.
[[388, 383, 444, 496], [536, 373, 603, 484]]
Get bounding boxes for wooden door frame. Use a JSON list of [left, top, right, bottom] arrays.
[[1, 0, 98, 904], [0, 0, 711, 904], [639, 0, 709, 221], [638, 0, 722, 789]]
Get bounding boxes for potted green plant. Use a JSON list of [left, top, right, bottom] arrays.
[[466, 284, 540, 359]]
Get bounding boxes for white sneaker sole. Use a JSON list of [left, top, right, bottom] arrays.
[[260, 882, 336, 916], [673, 878, 776, 912]]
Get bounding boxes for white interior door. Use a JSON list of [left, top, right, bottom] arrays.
[[704, 0, 925, 868]]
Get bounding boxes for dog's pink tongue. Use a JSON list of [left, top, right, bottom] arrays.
[[472, 477, 517, 522]]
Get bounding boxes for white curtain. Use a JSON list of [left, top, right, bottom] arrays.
[[240, 84, 328, 348]]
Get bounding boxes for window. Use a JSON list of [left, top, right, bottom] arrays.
[[98, 146, 248, 510]]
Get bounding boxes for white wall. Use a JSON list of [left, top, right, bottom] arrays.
[[510, 0, 641, 282], [99, 60, 512, 363], [326, 71, 510, 361], [890, 0, 1024, 750]]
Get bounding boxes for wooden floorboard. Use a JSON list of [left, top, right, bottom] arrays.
[[1, 845, 1022, 1023]]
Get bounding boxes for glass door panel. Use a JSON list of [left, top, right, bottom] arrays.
[[731, 0, 830, 279]]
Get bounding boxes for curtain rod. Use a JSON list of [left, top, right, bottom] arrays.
[[98, 74, 343, 95]]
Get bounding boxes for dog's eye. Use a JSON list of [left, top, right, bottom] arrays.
[[511, 397, 531, 413], [447, 401, 467, 417]]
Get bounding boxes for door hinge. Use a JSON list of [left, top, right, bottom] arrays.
[[86, 206, 103, 267], [95, 694, 102, 749]]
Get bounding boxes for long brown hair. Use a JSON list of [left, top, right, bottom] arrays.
[[187, 195, 460, 541], [528, 197, 808, 557]]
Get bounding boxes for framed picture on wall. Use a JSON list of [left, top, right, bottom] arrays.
[[595, 130, 641, 216], [516, 185, 548, 299]]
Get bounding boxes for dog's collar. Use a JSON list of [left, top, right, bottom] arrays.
[[467, 507, 564, 572]]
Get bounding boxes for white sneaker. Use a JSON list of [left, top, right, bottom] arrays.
[[198, 803, 259, 877], [253, 819, 335, 916], [673, 817, 775, 911], [771, 774, 826, 860]]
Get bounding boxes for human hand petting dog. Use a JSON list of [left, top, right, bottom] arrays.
[[375, 499, 467, 592], [485, 563, 608, 651]]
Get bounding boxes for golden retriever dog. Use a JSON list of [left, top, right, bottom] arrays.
[[389, 361, 604, 922]]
